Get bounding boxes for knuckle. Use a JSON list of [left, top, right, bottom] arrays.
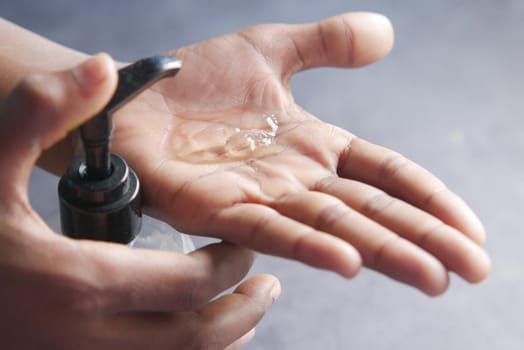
[[39, 276, 102, 319], [288, 33, 306, 74], [248, 209, 279, 247], [58, 251, 117, 315], [371, 234, 400, 269], [61, 276, 106, 315], [417, 220, 445, 247], [290, 227, 316, 262], [314, 201, 352, 230], [361, 191, 394, 218], [421, 184, 448, 208], [337, 15, 355, 65], [377, 153, 411, 182]]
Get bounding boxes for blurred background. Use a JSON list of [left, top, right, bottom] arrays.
[[2, 0, 523, 348]]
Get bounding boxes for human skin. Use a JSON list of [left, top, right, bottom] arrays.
[[0, 12, 490, 299], [0, 54, 280, 349]]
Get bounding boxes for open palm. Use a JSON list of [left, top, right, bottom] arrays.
[[109, 13, 489, 295]]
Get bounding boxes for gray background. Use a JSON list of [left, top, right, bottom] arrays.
[[2, 0, 523, 349]]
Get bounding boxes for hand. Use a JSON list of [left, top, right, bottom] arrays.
[[110, 13, 490, 295], [44, 12, 490, 296], [0, 55, 279, 350]]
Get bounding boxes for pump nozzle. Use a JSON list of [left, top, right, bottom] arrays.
[[58, 55, 181, 243], [81, 56, 182, 180]]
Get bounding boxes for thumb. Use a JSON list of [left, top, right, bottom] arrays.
[[0, 53, 117, 192], [288, 12, 394, 73], [241, 12, 394, 81]]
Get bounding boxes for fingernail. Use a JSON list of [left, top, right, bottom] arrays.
[[72, 53, 112, 89], [270, 282, 281, 304]]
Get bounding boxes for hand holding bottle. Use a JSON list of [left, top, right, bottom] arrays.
[[0, 54, 279, 350]]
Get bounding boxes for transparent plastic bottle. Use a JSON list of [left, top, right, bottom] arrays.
[[129, 215, 195, 253], [45, 210, 194, 253]]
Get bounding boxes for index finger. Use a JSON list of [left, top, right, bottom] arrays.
[[338, 137, 486, 245]]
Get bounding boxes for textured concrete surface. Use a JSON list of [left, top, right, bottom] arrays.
[[3, 0, 524, 349]]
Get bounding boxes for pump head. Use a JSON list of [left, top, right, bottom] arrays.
[[58, 55, 181, 243]]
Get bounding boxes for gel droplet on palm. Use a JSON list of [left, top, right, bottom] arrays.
[[226, 113, 279, 154], [170, 112, 281, 163]]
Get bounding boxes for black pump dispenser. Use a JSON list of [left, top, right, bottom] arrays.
[[58, 55, 181, 243]]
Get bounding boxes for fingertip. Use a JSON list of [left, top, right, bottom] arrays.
[[276, 11, 395, 76], [294, 232, 362, 279], [339, 244, 362, 279], [38, 53, 118, 149], [374, 238, 450, 296], [417, 244, 491, 294], [407, 246, 451, 297], [463, 248, 492, 284], [68, 53, 118, 120], [342, 12, 395, 66], [462, 206, 487, 247], [369, 13, 395, 56], [424, 247, 491, 294], [428, 189, 487, 246], [237, 274, 281, 294], [72, 53, 115, 90], [355, 12, 394, 44], [235, 274, 281, 307], [417, 264, 450, 297], [423, 273, 450, 297], [268, 275, 282, 303], [0, 53, 119, 183], [453, 194, 487, 246], [329, 241, 363, 279]]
